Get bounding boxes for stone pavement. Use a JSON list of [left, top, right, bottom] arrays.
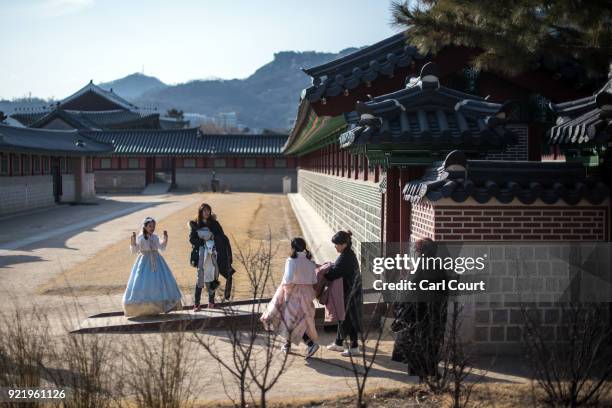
[[0, 192, 203, 316], [288, 192, 337, 263]]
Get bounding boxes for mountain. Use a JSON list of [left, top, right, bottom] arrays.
[[98, 73, 167, 100], [134, 48, 359, 130], [1, 47, 360, 130]]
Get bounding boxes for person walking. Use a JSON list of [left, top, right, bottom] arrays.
[[324, 230, 362, 357], [261, 237, 320, 359]]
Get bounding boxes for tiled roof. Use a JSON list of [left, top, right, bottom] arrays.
[[339, 63, 515, 151], [548, 79, 612, 145], [82, 129, 288, 156], [302, 33, 423, 103], [10, 111, 48, 127], [29, 108, 161, 130], [403, 150, 609, 205], [0, 125, 113, 155], [159, 117, 189, 129], [60, 81, 138, 111]]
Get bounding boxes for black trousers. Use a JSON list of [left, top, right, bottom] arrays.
[[194, 285, 215, 305], [336, 317, 358, 348]]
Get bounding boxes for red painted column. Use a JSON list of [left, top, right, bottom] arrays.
[[347, 153, 352, 179], [385, 167, 400, 243], [333, 144, 337, 176], [399, 168, 410, 251], [171, 157, 176, 187]]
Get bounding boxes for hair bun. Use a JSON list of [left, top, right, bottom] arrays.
[[346, 230, 352, 237]]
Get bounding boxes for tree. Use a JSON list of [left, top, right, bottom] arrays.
[[193, 234, 290, 408], [166, 108, 184, 121], [391, 0, 612, 79]]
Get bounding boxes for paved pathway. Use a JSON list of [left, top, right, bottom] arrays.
[[288, 193, 337, 263], [0, 192, 203, 314]]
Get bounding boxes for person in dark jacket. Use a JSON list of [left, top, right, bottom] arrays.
[[324, 230, 362, 357], [391, 238, 448, 379], [189, 203, 234, 310]]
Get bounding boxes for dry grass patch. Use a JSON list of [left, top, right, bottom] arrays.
[[193, 383, 612, 408], [37, 193, 301, 300]]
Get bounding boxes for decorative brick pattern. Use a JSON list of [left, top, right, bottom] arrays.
[[432, 206, 608, 241], [298, 169, 382, 258], [411, 201, 436, 241], [485, 124, 529, 161]]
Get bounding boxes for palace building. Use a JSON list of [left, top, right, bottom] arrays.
[[1, 82, 296, 215], [285, 33, 610, 351]]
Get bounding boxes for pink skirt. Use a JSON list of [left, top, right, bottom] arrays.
[[261, 283, 318, 345]]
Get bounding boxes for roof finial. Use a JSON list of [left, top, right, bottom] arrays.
[[417, 62, 440, 90]]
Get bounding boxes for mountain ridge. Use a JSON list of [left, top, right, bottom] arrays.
[[2, 47, 362, 130]]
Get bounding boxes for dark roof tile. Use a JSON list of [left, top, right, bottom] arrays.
[[339, 63, 516, 151], [548, 79, 612, 145], [302, 33, 422, 103], [0, 125, 113, 155], [403, 150, 608, 205], [81, 129, 288, 156]]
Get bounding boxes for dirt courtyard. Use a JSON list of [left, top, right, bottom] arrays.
[[37, 192, 302, 301]]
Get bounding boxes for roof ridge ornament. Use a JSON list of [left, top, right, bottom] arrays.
[[406, 62, 440, 90], [443, 150, 468, 175]]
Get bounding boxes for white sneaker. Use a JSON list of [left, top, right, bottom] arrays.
[[281, 343, 290, 354], [326, 342, 344, 352], [305, 343, 319, 359], [341, 347, 360, 357]]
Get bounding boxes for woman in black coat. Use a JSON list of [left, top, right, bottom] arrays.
[[324, 230, 362, 356], [390, 238, 447, 379], [189, 203, 234, 309]]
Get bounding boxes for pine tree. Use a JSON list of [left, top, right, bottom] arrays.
[[391, 0, 612, 79]]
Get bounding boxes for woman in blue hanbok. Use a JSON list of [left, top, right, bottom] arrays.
[[123, 217, 183, 318]]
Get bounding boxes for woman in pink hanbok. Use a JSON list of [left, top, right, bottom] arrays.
[[261, 237, 319, 359]]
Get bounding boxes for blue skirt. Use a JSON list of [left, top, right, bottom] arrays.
[[122, 252, 183, 318]]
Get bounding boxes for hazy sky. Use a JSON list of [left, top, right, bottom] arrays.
[[0, 0, 400, 100]]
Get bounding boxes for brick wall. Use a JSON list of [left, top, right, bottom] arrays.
[[411, 200, 436, 241], [485, 124, 529, 161], [425, 202, 608, 242], [0, 175, 54, 215], [410, 197, 610, 353], [298, 169, 382, 258]]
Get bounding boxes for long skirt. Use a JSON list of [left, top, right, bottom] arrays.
[[123, 252, 183, 318], [261, 283, 318, 345]]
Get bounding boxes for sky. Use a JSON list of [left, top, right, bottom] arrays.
[[0, 0, 400, 100]]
